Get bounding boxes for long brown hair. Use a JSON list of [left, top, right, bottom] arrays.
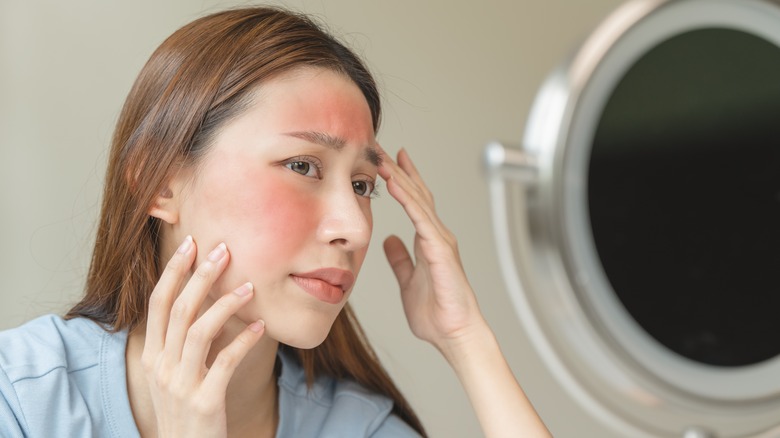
[[66, 7, 426, 435]]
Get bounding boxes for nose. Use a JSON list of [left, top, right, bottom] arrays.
[[316, 182, 372, 250]]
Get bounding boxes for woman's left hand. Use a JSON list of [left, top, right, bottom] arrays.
[[378, 147, 486, 353], [379, 147, 552, 437]]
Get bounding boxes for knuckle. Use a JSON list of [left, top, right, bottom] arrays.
[[168, 377, 189, 399], [153, 369, 172, 390], [193, 262, 213, 281], [213, 350, 238, 370], [148, 289, 165, 308], [192, 395, 220, 416], [234, 332, 252, 348], [169, 300, 191, 322], [186, 324, 208, 345], [445, 230, 457, 244], [140, 353, 155, 372], [164, 253, 186, 274], [213, 295, 234, 311]]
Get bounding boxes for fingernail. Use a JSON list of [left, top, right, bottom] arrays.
[[207, 242, 227, 262], [234, 282, 253, 296], [176, 235, 193, 254], [249, 319, 265, 333]]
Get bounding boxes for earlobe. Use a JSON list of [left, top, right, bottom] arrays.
[[148, 185, 179, 224]]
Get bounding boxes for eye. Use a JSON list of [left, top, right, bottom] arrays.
[[352, 179, 376, 198], [289, 161, 311, 175], [284, 157, 321, 178]]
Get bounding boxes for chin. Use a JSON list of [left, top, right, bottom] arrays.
[[267, 313, 337, 349], [281, 333, 329, 350]]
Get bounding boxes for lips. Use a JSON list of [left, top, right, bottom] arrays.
[[290, 268, 355, 304]]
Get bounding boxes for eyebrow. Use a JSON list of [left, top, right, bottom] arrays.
[[284, 131, 382, 167]]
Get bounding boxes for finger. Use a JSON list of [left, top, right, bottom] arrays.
[[164, 242, 229, 364], [397, 148, 434, 205], [383, 236, 414, 288], [378, 149, 429, 209], [378, 145, 432, 206], [179, 282, 255, 378], [145, 235, 196, 357], [378, 146, 452, 244], [384, 172, 447, 241], [201, 320, 265, 396], [376, 143, 410, 188], [379, 149, 440, 224]]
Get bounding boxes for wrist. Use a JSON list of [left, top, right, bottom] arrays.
[[437, 319, 552, 438], [436, 317, 497, 369]]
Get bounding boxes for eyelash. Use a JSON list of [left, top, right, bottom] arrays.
[[283, 155, 379, 199]]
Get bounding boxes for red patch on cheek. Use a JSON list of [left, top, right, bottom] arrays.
[[242, 177, 317, 264], [194, 172, 319, 298]]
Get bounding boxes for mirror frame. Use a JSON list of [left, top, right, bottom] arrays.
[[486, 0, 780, 436]]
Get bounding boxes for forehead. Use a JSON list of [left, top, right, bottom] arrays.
[[195, 67, 378, 171], [248, 68, 376, 140]]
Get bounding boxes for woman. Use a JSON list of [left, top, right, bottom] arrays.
[[0, 6, 550, 437]]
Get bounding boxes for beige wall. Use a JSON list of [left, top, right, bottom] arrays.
[[0, 0, 624, 436]]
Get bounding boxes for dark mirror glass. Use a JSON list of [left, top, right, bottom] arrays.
[[588, 28, 780, 367]]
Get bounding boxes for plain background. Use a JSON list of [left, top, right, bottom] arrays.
[[0, 0, 625, 436]]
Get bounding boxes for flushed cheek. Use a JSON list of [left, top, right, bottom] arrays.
[[197, 174, 318, 289], [231, 178, 316, 270], [243, 179, 316, 269]]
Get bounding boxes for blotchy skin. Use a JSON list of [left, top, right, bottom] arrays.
[[168, 67, 376, 349]]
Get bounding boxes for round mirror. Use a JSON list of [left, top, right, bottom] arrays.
[[486, 0, 780, 436], [590, 27, 780, 368]]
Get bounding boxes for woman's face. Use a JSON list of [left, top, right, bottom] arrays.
[[171, 68, 379, 348]]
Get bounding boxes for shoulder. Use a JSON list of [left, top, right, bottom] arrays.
[[0, 314, 109, 380], [276, 348, 421, 437], [0, 315, 134, 437]]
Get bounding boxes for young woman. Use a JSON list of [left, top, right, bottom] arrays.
[[0, 7, 551, 437]]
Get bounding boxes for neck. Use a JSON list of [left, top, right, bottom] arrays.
[[215, 307, 281, 436], [126, 308, 280, 437]]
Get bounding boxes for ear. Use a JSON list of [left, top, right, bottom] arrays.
[[149, 165, 193, 225], [148, 183, 180, 225]]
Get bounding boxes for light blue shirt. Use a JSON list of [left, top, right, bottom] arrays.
[[0, 315, 419, 437]]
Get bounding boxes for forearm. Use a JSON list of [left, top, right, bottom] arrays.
[[440, 321, 552, 438]]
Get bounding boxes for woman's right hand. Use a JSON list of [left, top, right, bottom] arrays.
[[141, 236, 265, 437]]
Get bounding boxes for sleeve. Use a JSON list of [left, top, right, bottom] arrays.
[[0, 365, 28, 438], [370, 414, 423, 438]]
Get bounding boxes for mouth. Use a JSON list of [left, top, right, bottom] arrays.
[[290, 268, 355, 305]]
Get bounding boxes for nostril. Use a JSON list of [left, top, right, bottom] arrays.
[[329, 237, 349, 246]]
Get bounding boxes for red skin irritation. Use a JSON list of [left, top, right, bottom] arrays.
[[169, 68, 376, 348]]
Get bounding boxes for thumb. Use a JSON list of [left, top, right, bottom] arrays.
[[383, 235, 413, 288]]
